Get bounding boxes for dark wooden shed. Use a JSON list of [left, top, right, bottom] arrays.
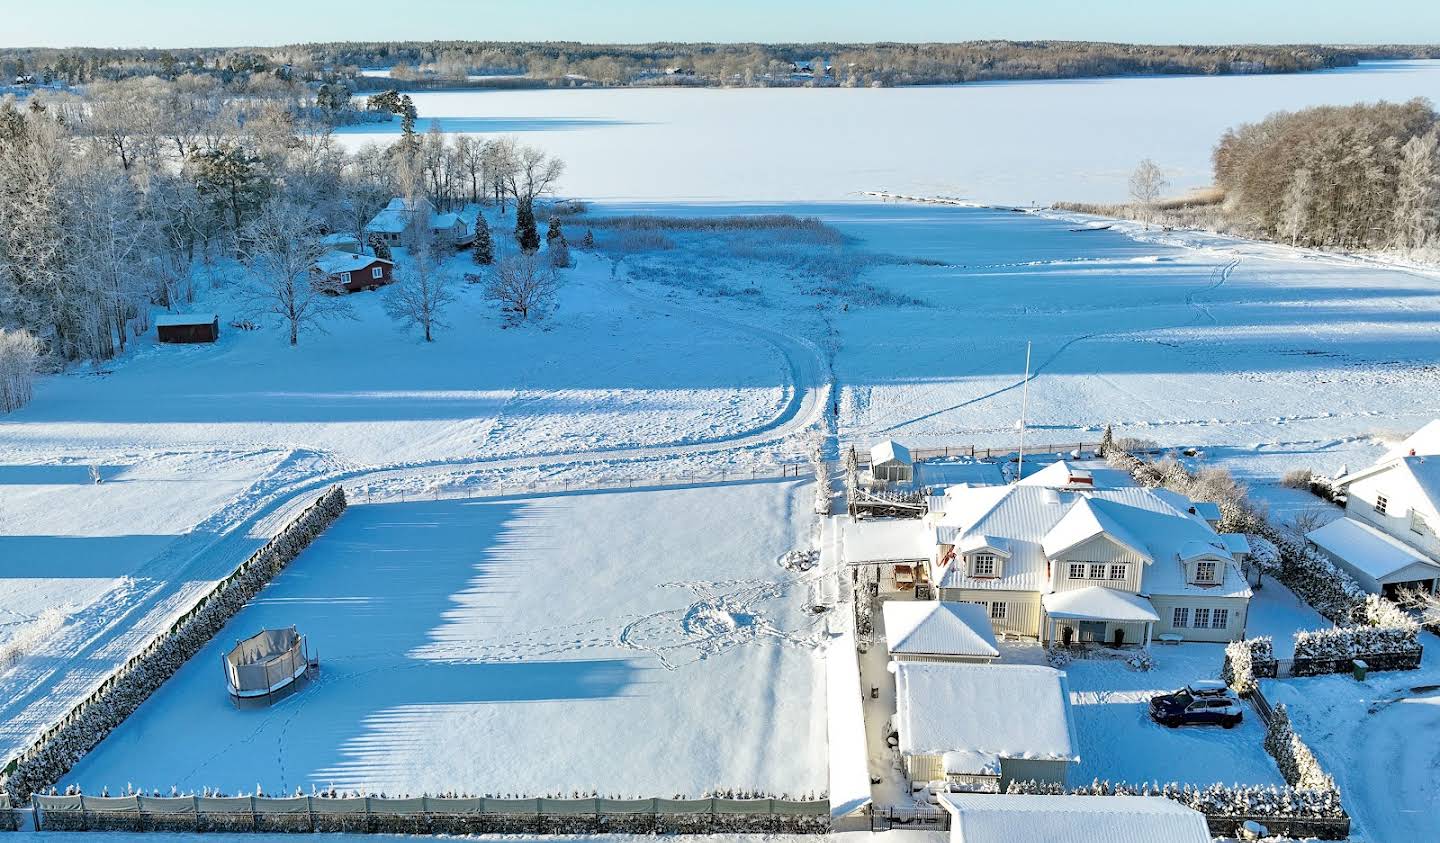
[[157, 313, 220, 344]]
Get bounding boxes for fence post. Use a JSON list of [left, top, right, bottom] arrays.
[[307, 795, 314, 833], [78, 795, 86, 832]]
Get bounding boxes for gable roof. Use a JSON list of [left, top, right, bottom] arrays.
[[941, 794, 1210, 843], [894, 662, 1076, 762], [155, 312, 217, 327], [1307, 516, 1440, 584], [840, 518, 935, 565], [871, 439, 912, 467], [1018, 460, 1132, 490], [1041, 497, 1153, 561], [314, 250, 391, 275], [883, 601, 999, 659]]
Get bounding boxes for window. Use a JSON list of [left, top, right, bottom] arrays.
[[989, 601, 1007, 621], [340, 271, 351, 284], [371, 266, 384, 279], [972, 553, 996, 577], [1211, 608, 1229, 629], [1375, 494, 1389, 516], [1194, 561, 1218, 584], [1194, 608, 1211, 628], [1172, 607, 1190, 628], [1068, 563, 1086, 579], [1088, 563, 1107, 579], [1109, 563, 1127, 581]]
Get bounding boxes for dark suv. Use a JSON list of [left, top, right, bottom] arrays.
[[1149, 681, 1243, 728]]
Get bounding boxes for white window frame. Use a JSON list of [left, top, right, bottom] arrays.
[[1375, 494, 1389, 516], [1172, 607, 1189, 628], [1067, 563, 1086, 580], [1194, 608, 1211, 628], [972, 553, 997, 577], [1088, 562, 1106, 580], [1211, 608, 1229, 629], [1108, 563, 1126, 581], [371, 266, 384, 279], [989, 601, 1007, 621], [1194, 561, 1218, 584], [340, 271, 351, 284]]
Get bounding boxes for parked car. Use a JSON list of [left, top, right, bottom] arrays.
[[1149, 681, 1243, 728]]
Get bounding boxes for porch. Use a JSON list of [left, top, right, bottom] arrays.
[[1041, 586, 1160, 649]]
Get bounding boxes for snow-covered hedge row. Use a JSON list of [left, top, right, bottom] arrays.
[[1223, 637, 1274, 695], [1263, 704, 1335, 792], [1293, 594, 1421, 665], [1004, 778, 1346, 819], [1, 487, 347, 802]]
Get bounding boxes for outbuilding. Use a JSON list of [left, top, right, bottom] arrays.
[[1307, 516, 1440, 597], [939, 793, 1210, 843], [883, 600, 999, 663], [870, 439, 914, 484], [314, 251, 395, 293], [156, 313, 219, 344]]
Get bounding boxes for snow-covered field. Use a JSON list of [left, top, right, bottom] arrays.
[[336, 60, 1440, 205], [64, 481, 828, 797]]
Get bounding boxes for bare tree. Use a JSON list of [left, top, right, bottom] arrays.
[[0, 328, 42, 413], [502, 142, 564, 210], [486, 251, 561, 323], [242, 200, 348, 345], [384, 258, 455, 342], [1392, 130, 1440, 251], [1128, 158, 1168, 226]]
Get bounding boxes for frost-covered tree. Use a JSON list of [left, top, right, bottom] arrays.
[[368, 234, 392, 261], [190, 141, 269, 242], [1128, 158, 1168, 225], [514, 201, 540, 252], [486, 251, 560, 323], [0, 328, 41, 413], [384, 259, 454, 342], [1277, 167, 1316, 246], [581, 227, 595, 249], [1392, 130, 1440, 251], [241, 200, 347, 345], [471, 215, 494, 264]]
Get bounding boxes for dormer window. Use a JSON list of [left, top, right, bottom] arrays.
[[972, 553, 997, 577], [1194, 560, 1218, 585], [1375, 494, 1389, 516]]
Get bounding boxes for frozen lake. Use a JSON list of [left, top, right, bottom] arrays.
[[338, 61, 1440, 205]]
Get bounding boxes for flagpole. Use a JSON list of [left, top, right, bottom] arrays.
[[1017, 341, 1032, 483]]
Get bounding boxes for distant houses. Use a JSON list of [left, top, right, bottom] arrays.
[[1309, 421, 1440, 596], [364, 197, 482, 249]]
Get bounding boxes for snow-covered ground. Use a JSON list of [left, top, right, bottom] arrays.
[[64, 481, 828, 797], [335, 61, 1440, 205]]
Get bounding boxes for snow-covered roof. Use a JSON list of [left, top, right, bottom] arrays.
[[1191, 501, 1222, 522], [1018, 460, 1133, 490], [942, 750, 1000, 776], [871, 439, 912, 467], [956, 533, 1010, 557], [1307, 517, 1440, 584], [894, 662, 1077, 762], [457, 204, 482, 225], [932, 484, 1250, 598], [314, 250, 390, 275], [840, 518, 934, 565], [155, 313, 217, 327], [1042, 586, 1159, 623], [320, 232, 360, 247], [941, 794, 1209, 843], [1391, 419, 1440, 459], [366, 196, 433, 234], [1219, 533, 1252, 556], [431, 211, 462, 230], [883, 601, 999, 659]]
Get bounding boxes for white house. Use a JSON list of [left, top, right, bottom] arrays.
[[1317, 422, 1440, 596], [365, 197, 474, 249], [893, 662, 1077, 789], [883, 601, 999, 663], [929, 461, 1252, 644], [939, 794, 1210, 843], [870, 439, 914, 484]]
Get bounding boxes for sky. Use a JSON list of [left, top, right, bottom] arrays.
[[4, 0, 1439, 48]]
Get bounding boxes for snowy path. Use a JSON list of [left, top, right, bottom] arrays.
[[0, 263, 831, 768], [1344, 688, 1440, 841]]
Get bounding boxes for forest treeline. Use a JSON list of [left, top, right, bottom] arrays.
[[1060, 98, 1440, 256], [5, 41, 1440, 90]]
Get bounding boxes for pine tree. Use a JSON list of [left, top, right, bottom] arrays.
[[581, 227, 595, 249], [367, 234, 392, 261], [545, 216, 567, 247], [1099, 424, 1114, 456], [471, 216, 493, 265], [399, 94, 418, 148], [514, 201, 540, 252]]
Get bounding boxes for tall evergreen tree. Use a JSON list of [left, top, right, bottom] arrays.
[[367, 233, 392, 261], [514, 201, 540, 252], [471, 215, 494, 264], [545, 215, 567, 248]]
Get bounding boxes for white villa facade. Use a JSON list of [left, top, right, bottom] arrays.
[[1312, 421, 1440, 596]]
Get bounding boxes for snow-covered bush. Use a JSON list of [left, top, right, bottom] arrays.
[[1263, 704, 1336, 792], [1224, 638, 1258, 695], [1004, 777, 1345, 819], [2, 487, 347, 802], [1044, 645, 1071, 669], [1125, 649, 1154, 672]]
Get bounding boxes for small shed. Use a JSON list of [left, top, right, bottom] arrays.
[[156, 313, 219, 344], [871, 439, 914, 483], [883, 600, 999, 663]]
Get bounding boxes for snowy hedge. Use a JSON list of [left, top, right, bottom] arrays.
[[1004, 778, 1346, 820], [1293, 594, 1420, 662], [1263, 704, 1336, 792], [1223, 637, 1274, 695], [1, 487, 347, 802]]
